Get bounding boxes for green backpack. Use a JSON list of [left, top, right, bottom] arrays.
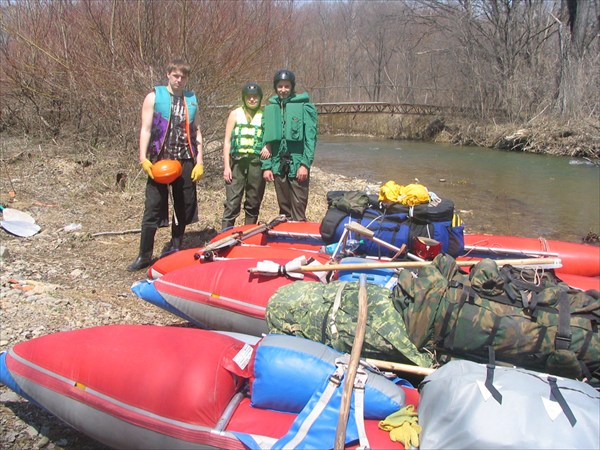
[[266, 280, 433, 368], [393, 254, 600, 380]]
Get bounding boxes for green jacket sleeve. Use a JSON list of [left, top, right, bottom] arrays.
[[300, 102, 318, 169], [261, 113, 273, 171]]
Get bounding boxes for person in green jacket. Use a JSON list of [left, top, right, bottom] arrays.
[[262, 69, 318, 221]]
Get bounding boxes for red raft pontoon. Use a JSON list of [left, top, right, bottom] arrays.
[[148, 220, 325, 279], [0, 325, 418, 450], [136, 257, 328, 335], [149, 243, 327, 279], [463, 234, 600, 278]]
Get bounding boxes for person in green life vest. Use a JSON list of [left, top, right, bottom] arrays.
[[127, 59, 204, 272], [221, 83, 270, 230], [262, 70, 318, 221]]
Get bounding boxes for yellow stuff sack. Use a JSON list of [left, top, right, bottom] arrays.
[[379, 181, 430, 206]]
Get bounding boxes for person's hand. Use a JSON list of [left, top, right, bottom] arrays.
[[296, 165, 309, 182], [263, 169, 274, 182], [224, 167, 232, 184], [141, 159, 154, 179], [191, 163, 204, 182], [260, 147, 271, 159]]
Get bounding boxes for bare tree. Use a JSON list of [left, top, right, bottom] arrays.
[[554, 0, 600, 116], [0, 0, 285, 144]]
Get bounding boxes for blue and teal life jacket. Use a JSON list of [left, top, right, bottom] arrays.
[[148, 85, 198, 160]]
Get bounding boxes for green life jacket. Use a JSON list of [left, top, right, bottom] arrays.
[[148, 86, 199, 159], [231, 107, 263, 155], [262, 102, 306, 143]]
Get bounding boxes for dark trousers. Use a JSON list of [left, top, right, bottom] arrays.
[[273, 173, 309, 221], [141, 159, 198, 229], [222, 156, 266, 229]]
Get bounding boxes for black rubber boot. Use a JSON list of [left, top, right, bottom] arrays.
[[221, 219, 235, 231], [127, 227, 156, 271], [161, 223, 185, 256], [244, 215, 258, 225]]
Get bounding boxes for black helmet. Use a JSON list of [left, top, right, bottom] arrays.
[[273, 69, 296, 90], [242, 82, 263, 100]]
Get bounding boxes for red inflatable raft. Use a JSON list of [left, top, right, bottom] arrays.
[[208, 222, 600, 277], [149, 221, 599, 290], [0, 326, 418, 449]]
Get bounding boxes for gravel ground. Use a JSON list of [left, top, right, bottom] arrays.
[[2, 136, 595, 449], [0, 137, 372, 449]]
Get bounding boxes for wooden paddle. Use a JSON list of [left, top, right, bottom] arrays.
[[366, 358, 435, 377], [249, 257, 563, 274], [334, 274, 368, 450]]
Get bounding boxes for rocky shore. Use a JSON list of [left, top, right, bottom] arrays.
[[0, 136, 372, 449]]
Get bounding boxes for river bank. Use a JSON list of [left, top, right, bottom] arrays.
[[319, 114, 600, 159]]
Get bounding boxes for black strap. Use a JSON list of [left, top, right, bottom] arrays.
[[555, 291, 572, 351], [548, 376, 577, 426], [520, 290, 530, 309], [485, 347, 502, 404]]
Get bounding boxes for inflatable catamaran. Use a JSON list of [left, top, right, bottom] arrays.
[[0, 325, 418, 449]]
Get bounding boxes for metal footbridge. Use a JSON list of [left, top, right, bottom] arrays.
[[315, 102, 471, 116]]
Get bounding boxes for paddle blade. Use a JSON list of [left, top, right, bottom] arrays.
[[1, 207, 36, 224], [1, 220, 41, 237]]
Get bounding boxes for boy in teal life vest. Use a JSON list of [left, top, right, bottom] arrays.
[[127, 59, 204, 272], [221, 83, 270, 230], [262, 70, 318, 221]]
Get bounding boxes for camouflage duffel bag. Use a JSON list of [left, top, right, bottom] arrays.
[[265, 280, 433, 368], [393, 254, 600, 380]]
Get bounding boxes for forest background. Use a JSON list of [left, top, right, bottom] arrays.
[[0, 0, 600, 158], [1, 0, 598, 159]]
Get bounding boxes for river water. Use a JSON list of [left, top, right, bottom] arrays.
[[314, 136, 599, 243]]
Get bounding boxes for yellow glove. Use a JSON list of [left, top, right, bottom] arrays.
[[141, 159, 154, 179], [389, 421, 422, 448], [379, 405, 418, 428], [379, 405, 421, 448], [191, 163, 204, 182]]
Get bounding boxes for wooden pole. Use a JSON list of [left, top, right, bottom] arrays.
[[249, 257, 562, 274], [334, 274, 369, 450], [365, 358, 435, 377]]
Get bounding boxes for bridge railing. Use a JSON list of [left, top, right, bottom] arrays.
[[314, 102, 481, 117], [206, 102, 491, 117]]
